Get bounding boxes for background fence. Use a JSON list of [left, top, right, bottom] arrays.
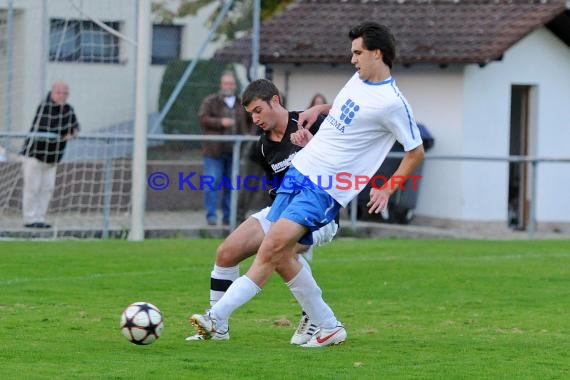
[[2, 131, 569, 239]]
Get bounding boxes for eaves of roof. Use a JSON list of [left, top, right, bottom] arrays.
[[214, 0, 568, 66]]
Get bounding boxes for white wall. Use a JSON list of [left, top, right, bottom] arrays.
[[272, 64, 353, 111], [0, 3, 30, 135], [0, 0, 45, 136], [3, 0, 220, 134], [148, 1, 224, 118], [462, 27, 570, 222], [6, 0, 139, 133], [394, 66, 465, 220], [525, 30, 570, 222], [461, 64, 512, 221]]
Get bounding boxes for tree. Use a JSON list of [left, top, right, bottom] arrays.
[[152, 0, 294, 40]]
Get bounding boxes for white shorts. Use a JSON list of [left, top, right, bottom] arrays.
[[251, 207, 338, 247]]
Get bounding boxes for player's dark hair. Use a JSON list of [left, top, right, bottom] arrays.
[[348, 22, 396, 68], [242, 79, 280, 107]]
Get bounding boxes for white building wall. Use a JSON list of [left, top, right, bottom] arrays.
[[461, 64, 512, 221], [462, 27, 570, 223], [394, 66, 465, 220], [271, 64, 353, 110], [0, 0, 45, 136], [148, 2, 223, 118], [2, 0, 220, 135], [0, 4, 28, 132], [3, 0, 139, 133], [526, 30, 570, 222]]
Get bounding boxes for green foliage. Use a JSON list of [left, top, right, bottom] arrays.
[[260, 0, 295, 20], [158, 59, 236, 134], [152, 0, 295, 40], [1, 239, 570, 379]]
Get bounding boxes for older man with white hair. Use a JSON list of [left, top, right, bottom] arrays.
[[20, 81, 80, 228]]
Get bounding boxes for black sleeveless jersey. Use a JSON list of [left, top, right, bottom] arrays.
[[249, 111, 324, 187]]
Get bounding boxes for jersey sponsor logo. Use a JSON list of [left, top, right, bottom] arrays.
[[270, 152, 296, 173], [325, 114, 345, 133], [326, 98, 361, 134], [340, 98, 360, 125]]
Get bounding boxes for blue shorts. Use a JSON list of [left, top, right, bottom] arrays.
[[267, 166, 341, 245]]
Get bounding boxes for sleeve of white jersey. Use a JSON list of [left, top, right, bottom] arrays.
[[383, 102, 423, 151]]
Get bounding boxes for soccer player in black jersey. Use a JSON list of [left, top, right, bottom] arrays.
[[187, 79, 339, 344]]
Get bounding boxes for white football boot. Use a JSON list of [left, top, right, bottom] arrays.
[[189, 312, 229, 341], [290, 312, 318, 345], [301, 323, 347, 348]]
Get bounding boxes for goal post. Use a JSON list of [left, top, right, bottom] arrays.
[[129, 0, 149, 241]]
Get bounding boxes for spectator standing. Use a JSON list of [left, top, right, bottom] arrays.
[[20, 81, 79, 228], [199, 71, 250, 225]]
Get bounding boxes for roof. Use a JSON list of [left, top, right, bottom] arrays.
[[214, 0, 569, 66]]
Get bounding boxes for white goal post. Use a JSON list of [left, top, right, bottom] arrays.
[[129, 0, 150, 241]]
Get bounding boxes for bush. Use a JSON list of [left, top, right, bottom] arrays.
[[158, 59, 238, 135]]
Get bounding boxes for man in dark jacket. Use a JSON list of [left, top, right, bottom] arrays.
[[20, 81, 79, 228], [199, 71, 250, 225]]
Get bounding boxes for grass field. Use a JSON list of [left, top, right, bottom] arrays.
[[1, 239, 570, 379]]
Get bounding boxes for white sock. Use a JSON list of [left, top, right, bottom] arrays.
[[210, 265, 240, 307], [300, 245, 314, 262], [210, 275, 261, 322], [287, 266, 338, 329], [297, 253, 312, 275]]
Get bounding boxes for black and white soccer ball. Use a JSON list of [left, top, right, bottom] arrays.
[[120, 302, 164, 345]]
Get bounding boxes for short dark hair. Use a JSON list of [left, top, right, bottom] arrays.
[[348, 22, 396, 68], [241, 79, 280, 107]]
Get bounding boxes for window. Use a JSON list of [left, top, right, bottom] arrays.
[[152, 24, 182, 65], [49, 19, 120, 63]]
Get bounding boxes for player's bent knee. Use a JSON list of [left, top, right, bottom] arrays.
[[215, 243, 240, 267]]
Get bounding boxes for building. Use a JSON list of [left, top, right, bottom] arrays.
[[0, 0, 222, 137], [215, 0, 570, 232]]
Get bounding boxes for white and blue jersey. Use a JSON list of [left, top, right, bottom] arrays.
[[268, 73, 422, 244], [293, 73, 423, 207]]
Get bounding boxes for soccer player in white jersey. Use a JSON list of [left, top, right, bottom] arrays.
[[191, 21, 425, 348]]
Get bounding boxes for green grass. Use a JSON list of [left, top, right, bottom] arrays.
[[1, 239, 570, 379]]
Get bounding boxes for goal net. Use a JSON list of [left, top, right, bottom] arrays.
[[1, 0, 259, 239], [0, 0, 137, 237]]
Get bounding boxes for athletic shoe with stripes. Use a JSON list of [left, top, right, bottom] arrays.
[[185, 331, 229, 341], [301, 323, 347, 348], [189, 312, 229, 341], [290, 312, 318, 345]]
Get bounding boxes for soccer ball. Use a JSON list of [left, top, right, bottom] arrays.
[[120, 302, 164, 345]]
